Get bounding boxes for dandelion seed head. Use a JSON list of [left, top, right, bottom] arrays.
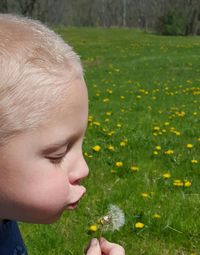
[[101, 204, 125, 231]]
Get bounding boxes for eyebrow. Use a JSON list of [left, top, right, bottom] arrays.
[[41, 125, 87, 155], [41, 138, 69, 155]]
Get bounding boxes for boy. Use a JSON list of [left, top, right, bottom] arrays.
[[0, 14, 125, 255]]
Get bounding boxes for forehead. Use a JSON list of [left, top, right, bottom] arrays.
[[39, 78, 88, 137], [54, 77, 88, 121], [0, 78, 88, 155]]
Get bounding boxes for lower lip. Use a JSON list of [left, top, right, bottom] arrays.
[[67, 188, 86, 210], [68, 201, 79, 210]]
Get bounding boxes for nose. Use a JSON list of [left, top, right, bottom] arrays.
[[69, 156, 89, 185]]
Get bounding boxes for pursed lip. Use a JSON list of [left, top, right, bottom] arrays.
[[67, 186, 86, 210], [67, 201, 79, 209]]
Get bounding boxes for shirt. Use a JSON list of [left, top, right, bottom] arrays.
[[0, 220, 28, 255]]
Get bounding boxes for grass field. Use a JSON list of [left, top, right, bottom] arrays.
[[20, 28, 200, 255]]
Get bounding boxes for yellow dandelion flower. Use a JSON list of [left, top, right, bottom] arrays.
[[176, 111, 185, 117], [108, 131, 115, 136], [191, 159, 198, 164], [186, 144, 193, 149], [155, 146, 161, 150], [88, 115, 93, 122], [153, 151, 159, 155], [117, 123, 122, 128], [173, 180, 184, 187], [153, 213, 161, 219], [131, 166, 139, 171], [164, 122, 170, 126], [153, 126, 160, 131], [164, 149, 174, 155], [93, 121, 101, 126], [181, 111, 186, 117], [108, 145, 115, 151], [89, 224, 98, 232], [115, 161, 123, 167], [141, 192, 149, 198], [163, 172, 171, 179], [106, 111, 112, 116], [197, 138, 200, 142], [92, 145, 101, 152], [120, 141, 126, 147], [136, 95, 141, 99], [103, 98, 110, 103], [135, 222, 144, 229], [106, 89, 113, 94], [84, 152, 93, 158], [184, 180, 191, 187]]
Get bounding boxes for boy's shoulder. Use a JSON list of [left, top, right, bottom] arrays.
[[0, 220, 28, 255]]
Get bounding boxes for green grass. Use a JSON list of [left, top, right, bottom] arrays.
[[20, 28, 200, 255]]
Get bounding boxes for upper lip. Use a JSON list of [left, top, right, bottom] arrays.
[[68, 188, 86, 206], [69, 200, 79, 206]]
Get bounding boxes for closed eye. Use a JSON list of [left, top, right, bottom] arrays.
[[46, 145, 70, 166], [48, 155, 65, 165]]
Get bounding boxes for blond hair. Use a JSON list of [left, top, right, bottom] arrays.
[[0, 14, 83, 145]]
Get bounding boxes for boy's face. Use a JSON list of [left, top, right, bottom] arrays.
[[0, 78, 89, 224]]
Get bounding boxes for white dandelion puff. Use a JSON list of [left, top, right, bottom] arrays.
[[100, 204, 125, 232]]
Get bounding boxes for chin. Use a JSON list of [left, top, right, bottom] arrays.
[[39, 211, 64, 224], [22, 210, 64, 224]]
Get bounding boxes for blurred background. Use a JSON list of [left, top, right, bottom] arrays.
[[1, 1, 200, 254], [0, 0, 200, 35]]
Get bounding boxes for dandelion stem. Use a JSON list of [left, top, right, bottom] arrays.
[[164, 225, 183, 234], [99, 227, 103, 240]]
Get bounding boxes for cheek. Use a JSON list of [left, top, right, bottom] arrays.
[[10, 167, 71, 222], [0, 157, 71, 223], [25, 170, 70, 211]]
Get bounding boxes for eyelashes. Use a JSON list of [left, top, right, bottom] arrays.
[[45, 138, 79, 167], [48, 155, 65, 165], [46, 144, 70, 166]]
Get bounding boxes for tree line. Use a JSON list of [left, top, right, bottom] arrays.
[[0, 0, 200, 35]]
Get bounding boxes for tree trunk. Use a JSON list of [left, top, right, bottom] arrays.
[[0, 0, 8, 13], [122, 0, 127, 27], [18, 0, 37, 16]]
